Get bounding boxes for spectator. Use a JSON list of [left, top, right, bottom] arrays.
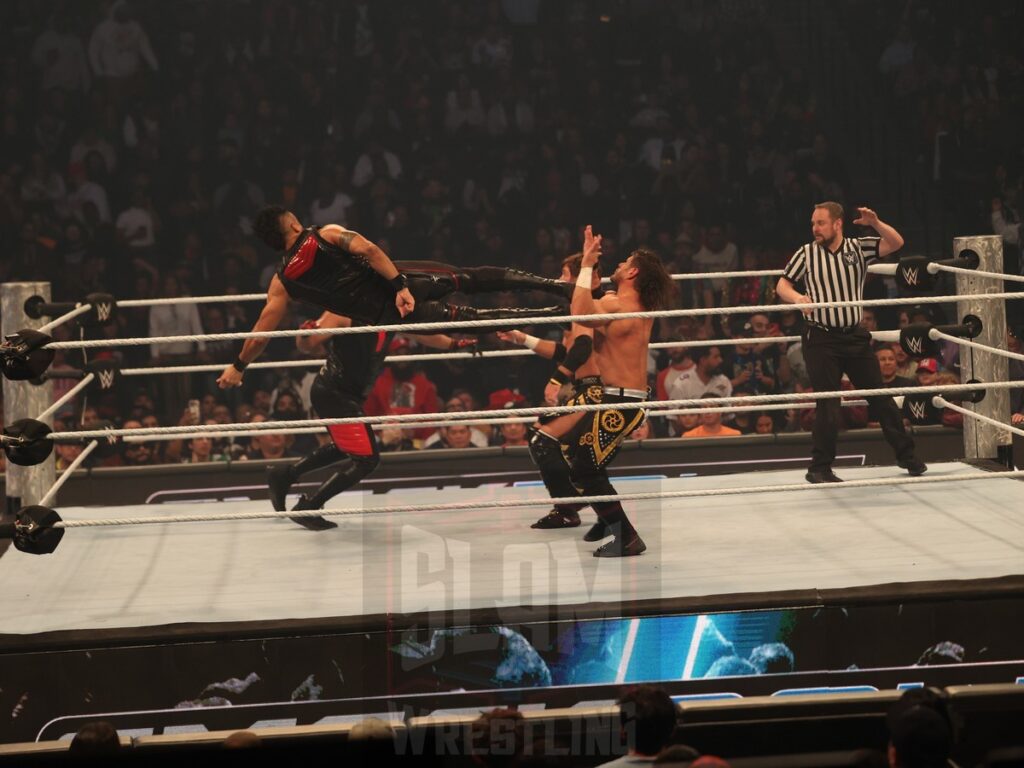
[[31, 14, 91, 95], [182, 419, 227, 463], [120, 419, 158, 466], [692, 225, 738, 305], [246, 413, 297, 460], [222, 730, 262, 749], [754, 413, 776, 435], [655, 345, 695, 402], [469, 708, 523, 768], [667, 346, 732, 404], [599, 685, 677, 767], [628, 419, 652, 441], [887, 705, 952, 768], [365, 339, 440, 443], [69, 720, 121, 754], [88, 0, 159, 86], [428, 423, 477, 450], [877, 347, 916, 388], [683, 395, 742, 438], [149, 275, 205, 423]]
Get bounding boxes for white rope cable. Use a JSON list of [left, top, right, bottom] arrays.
[[114, 337, 804, 377], [120, 399, 876, 443], [44, 469, 1024, 529], [933, 396, 1024, 439], [40, 291, 1024, 350], [116, 293, 266, 308], [36, 304, 93, 334], [930, 329, 1024, 363], [933, 263, 1024, 284], [38, 440, 99, 508], [45, 380, 1024, 441], [34, 373, 94, 423]]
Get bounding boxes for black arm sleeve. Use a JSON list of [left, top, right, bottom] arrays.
[[551, 342, 567, 363], [561, 335, 593, 373]]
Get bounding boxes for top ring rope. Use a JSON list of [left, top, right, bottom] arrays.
[[931, 329, 1024, 363], [932, 263, 1024, 284], [43, 380, 1023, 442], [36, 304, 94, 335], [40, 291, 1024, 351]]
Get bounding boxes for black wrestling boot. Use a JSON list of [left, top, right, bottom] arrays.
[[898, 458, 928, 476], [531, 507, 582, 529], [805, 469, 843, 484], [288, 494, 339, 531], [593, 533, 647, 558], [582, 520, 611, 542], [449, 304, 566, 332], [267, 465, 295, 512], [460, 267, 572, 300]]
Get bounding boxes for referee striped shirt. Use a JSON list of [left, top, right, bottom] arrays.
[[781, 236, 881, 329]]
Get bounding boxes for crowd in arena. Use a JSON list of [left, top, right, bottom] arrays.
[[1, 0, 1023, 466]]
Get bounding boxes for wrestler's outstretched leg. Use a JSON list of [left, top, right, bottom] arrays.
[[398, 261, 570, 300]]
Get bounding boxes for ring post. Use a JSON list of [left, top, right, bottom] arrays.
[[953, 235, 1012, 466], [2, 282, 56, 513]]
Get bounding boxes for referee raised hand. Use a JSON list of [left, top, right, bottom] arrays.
[[776, 201, 927, 483]]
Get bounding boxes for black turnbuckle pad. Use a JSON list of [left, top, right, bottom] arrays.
[[950, 379, 986, 405], [89, 420, 121, 459], [895, 255, 935, 294], [2, 418, 53, 466], [902, 392, 940, 424], [938, 314, 983, 340], [938, 249, 980, 272], [0, 329, 55, 381], [83, 293, 117, 327], [898, 323, 938, 358], [12, 506, 65, 555], [23, 296, 76, 320], [85, 359, 121, 393]]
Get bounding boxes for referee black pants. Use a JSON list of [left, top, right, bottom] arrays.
[[802, 326, 916, 471]]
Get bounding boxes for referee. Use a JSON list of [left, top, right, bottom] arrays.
[[777, 202, 927, 483]]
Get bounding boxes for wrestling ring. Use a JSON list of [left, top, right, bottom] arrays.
[[0, 235, 1022, 641]]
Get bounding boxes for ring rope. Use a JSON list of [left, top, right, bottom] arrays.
[[931, 329, 1024, 363], [933, 396, 1024, 439], [36, 304, 94, 335], [102, 336, 806, 378], [121, 400, 876, 444], [39, 440, 98, 508], [44, 380, 1024, 442], [933, 263, 1024, 284], [43, 469, 1024, 529], [40, 291, 1024, 350], [35, 373, 95, 423], [117, 294, 267, 308]]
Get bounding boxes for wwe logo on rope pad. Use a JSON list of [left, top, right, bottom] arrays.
[[907, 400, 929, 421], [903, 335, 924, 355], [899, 266, 920, 287], [86, 361, 120, 393], [93, 302, 113, 323]]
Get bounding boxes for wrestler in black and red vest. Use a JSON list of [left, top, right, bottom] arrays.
[[266, 322, 394, 531], [278, 225, 569, 326]]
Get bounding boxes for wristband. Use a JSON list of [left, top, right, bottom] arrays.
[[549, 369, 570, 386], [576, 267, 593, 290], [390, 273, 408, 292], [522, 334, 540, 350], [232, 357, 249, 373]]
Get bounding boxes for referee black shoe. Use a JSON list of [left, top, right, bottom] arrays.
[[805, 469, 843, 484], [898, 458, 928, 477]]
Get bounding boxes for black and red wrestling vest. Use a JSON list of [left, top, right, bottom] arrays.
[[277, 227, 393, 324]]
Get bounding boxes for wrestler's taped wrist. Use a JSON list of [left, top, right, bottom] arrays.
[[549, 369, 570, 386], [390, 273, 409, 292], [575, 267, 593, 290], [522, 334, 540, 350], [232, 357, 249, 373]]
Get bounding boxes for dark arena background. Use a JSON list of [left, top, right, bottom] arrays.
[[1, 1, 1023, 766]]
